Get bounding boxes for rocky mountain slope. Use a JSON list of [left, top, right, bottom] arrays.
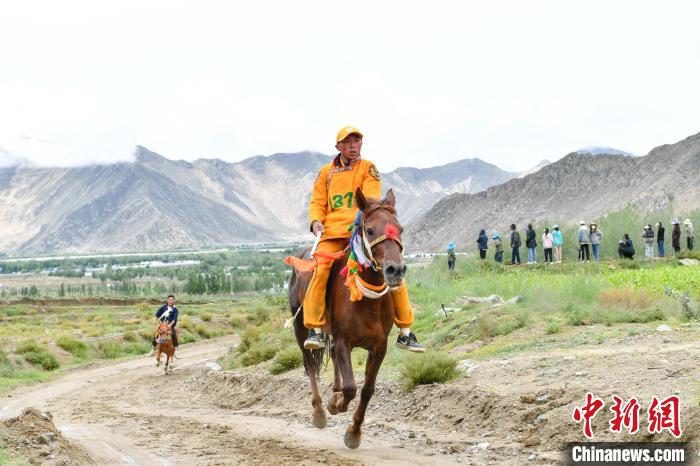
[[0, 148, 519, 254], [405, 132, 700, 252]]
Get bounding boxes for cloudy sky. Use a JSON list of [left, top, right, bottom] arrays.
[[1, 1, 699, 171]]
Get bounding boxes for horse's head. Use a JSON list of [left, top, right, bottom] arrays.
[[355, 187, 406, 288], [156, 322, 172, 345]]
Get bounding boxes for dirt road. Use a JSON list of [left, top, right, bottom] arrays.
[[1, 336, 450, 465], [3, 328, 699, 465]]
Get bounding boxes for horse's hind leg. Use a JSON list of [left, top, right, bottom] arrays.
[[326, 342, 342, 415], [345, 342, 387, 450], [333, 339, 356, 415], [302, 348, 327, 428]]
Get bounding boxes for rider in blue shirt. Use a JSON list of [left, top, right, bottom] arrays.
[[148, 294, 179, 356]]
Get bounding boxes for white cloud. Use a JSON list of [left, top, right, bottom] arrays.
[[1, 0, 699, 170]]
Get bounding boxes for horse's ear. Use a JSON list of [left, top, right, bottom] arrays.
[[383, 188, 396, 208], [355, 188, 369, 211]]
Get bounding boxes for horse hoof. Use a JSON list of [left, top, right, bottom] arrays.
[[326, 400, 339, 415], [312, 412, 327, 429], [344, 430, 361, 449]]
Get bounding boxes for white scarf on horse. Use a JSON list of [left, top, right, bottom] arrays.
[[351, 234, 372, 268]]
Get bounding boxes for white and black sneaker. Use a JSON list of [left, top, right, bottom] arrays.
[[396, 332, 425, 353]]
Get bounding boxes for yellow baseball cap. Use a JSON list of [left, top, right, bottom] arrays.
[[336, 126, 363, 142]]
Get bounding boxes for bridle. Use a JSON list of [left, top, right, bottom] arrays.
[[349, 204, 405, 299], [157, 323, 172, 344]]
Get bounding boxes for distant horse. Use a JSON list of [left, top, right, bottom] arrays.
[[288, 188, 407, 449], [155, 322, 175, 373]]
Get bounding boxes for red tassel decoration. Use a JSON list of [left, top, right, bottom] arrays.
[[386, 224, 399, 241]]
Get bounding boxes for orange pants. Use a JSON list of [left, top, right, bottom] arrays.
[[303, 238, 414, 329]]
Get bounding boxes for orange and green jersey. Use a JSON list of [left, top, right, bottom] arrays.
[[309, 155, 381, 239]]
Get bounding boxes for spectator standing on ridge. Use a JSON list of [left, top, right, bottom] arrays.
[[578, 221, 591, 262], [684, 218, 695, 250], [447, 242, 456, 271], [476, 229, 488, 260], [589, 223, 603, 261], [656, 222, 665, 258], [552, 224, 564, 263], [672, 218, 682, 254], [542, 228, 553, 264], [510, 224, 522, 265], [642, 224, 655, 260], [492, 231, 504, 263], [525, 223, 537, 264]]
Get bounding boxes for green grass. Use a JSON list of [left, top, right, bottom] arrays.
[[56, 335, 88, 358], [269, 346, 303, 374], [399, 352, 458, 390], [390, 250, 694, 373]]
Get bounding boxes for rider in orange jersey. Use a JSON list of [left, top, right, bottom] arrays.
[[303, 126, 424, 353]]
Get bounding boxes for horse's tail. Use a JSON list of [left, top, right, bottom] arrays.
[[287, 246, 330, 376]]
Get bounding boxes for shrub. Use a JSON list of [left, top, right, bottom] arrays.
[[15, 340, 46, 355], [122, 332, 138, 343], [679, 250, 700, 260], [229, 316, 247, 328], [400, 352, 458, 390], [23, 351, 59, 371], [496, 310, 529, 336], [194, 324, 212, 339], [269, 347, 303, 374], [240, 340, 277, 367], [97, 341, 123, 359], [563, 304, 586, 326], [239, 325, 264, 353], [598, 287, 655, 309], [0, 347, 11, 367], [546, 320, 561, 334], [56, 336, 88, 357], [603, 308, 665, 325], [201, 312, 213, 322], [473, 313, 496, 339], [138, 328, 154, 341], [123, 342, 149, 355], [179, 333, 196, 344], [179, 317, 196, 333], [250, 305, 273, 326]]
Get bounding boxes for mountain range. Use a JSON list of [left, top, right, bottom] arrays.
[[405, 133, 700, 251], [0, 147, 531, 254]]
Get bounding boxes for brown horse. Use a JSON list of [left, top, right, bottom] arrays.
[[288, 188, 407, 449], [155, 322, 175, 373]]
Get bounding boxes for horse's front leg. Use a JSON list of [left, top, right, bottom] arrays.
[[155, 346, 162, 367], [333, 339, 356, 414], [164, 351, 170, 373], [345, 340, 387, 449]]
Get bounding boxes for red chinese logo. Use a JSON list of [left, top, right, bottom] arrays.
[[648, 396, 681, 438], [573, 392, 605, 439], [573, 394, 682, 438], [609, 395, 641, 434]]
